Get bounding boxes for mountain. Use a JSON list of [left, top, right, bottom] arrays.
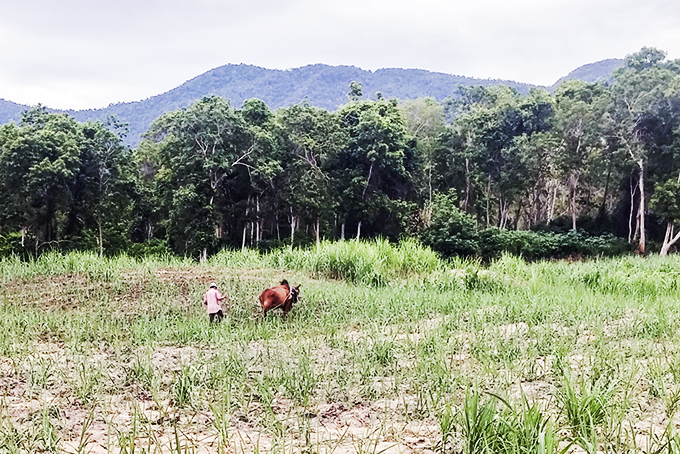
[[0, 61, 622, 147], [0, 98, 28, 124], [65, 64, 540, 146], [550, 58, 624, 89]]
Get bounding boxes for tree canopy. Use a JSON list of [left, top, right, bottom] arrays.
[[3, 48, 680, 259]]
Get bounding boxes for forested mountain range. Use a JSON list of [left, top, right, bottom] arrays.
[[0, 60, 621, 147]]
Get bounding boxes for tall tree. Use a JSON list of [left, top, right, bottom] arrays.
[[66, 119, 135, 255], [610, 47, 680, 253], [275, 102, 345, 245], [239, 98, 281, 248], [443, 86, 553, 229], [143, 96, 251, 259], [553, 80, 611, 230], [400, 97, 445, 204], [334, 98, 419, 239], [0, 107, 81, 253]]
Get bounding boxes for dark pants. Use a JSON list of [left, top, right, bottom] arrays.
[[209, 309, 224, 323]]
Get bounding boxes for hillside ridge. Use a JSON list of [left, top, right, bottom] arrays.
[[0, 61, 619, 146]]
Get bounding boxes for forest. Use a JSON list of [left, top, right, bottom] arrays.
[[1, 47, 680, 260]]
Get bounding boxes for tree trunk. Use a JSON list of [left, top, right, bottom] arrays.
[[600, 164, 612, 217], [485, 178, 491, 228], [660, 223, 680, 256], [340, 220, 345, 240], [427, 160, 433, 205], [636, 159, 646, 254], [315, 217, 320, 247], [255, 195, 260, 244], [498, 195, 510, 230], [568, 172, 579, 231], [548, 183, 557, 222], [356, 220, 362, 240], [276, 212, 280, 241], [98, 221, 103, 257], [463, 157, 471, 212], [290, 208, 296, 246], [513, 201, 522, 230], [628, 176, 637, 244], [530, 185, 540, 227]]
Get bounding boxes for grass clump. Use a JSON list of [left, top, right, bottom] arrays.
[[453, 390, 557, 454]]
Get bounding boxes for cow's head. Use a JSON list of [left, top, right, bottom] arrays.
[[290, 284, 301, 304]]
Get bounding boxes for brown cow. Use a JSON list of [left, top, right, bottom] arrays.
[[258, 279, 300, 317]]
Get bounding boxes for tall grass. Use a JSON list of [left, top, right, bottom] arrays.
[[0, 251, 193, 282], [209, 238, 446, 285]]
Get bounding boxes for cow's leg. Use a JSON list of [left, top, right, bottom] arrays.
[[282, 300, 293, 317]]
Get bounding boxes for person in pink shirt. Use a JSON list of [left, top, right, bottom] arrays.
[[203, 283, 227, 323]]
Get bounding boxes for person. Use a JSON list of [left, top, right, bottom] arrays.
[[203, 283, 226, 323]]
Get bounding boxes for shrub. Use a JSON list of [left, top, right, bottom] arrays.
[[479, 229, 630, 261], [419, 190, 480, 257], [126, 239, 171, 258], [0, 232, 24, 258]]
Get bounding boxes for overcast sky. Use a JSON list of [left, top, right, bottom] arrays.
[[1, 0, 679, 110]]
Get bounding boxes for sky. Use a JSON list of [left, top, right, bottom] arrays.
[[1, 0, 680, 110]]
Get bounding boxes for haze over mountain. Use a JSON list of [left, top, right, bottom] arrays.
[[0, 59, 623, 147]]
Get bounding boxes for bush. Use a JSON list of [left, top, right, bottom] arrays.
[[479, 229, 631, 261], [419, 190, 480, 257], [0, 232, 30, 258], [418, 191, 631, 260], [126, 239, 172, 258]]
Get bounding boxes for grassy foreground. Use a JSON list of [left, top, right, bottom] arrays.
[[2, 241, 680, 453]]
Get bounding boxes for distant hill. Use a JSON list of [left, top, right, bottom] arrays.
[[0, 98, 28, 125], [550, 58, 624, 89], [0, 61, 622, 147], [64, 65, 539, 146]]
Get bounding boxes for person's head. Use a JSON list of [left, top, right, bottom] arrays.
[[210, 283, 217, 289]]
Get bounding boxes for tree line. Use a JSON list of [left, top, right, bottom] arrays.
[[2, 47, 680, 260]]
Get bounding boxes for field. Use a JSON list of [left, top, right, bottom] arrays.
[[2, 240, 680, 453]]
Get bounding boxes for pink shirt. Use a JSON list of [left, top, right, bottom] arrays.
[[203, 288, 223, 314]]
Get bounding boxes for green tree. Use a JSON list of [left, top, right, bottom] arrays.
[[553, 80, 611, 230], [419, 190, 479, 257], [441, 86, 553, 229], [275, 102, 345, 245], [239, 98, 281, 249], [610, 47, 680, 253], [651, 174, 680, 255], [348, 81, 363, 102], [400, 97, 445, 204], [334, 98, 419, 239], [143, 96, 251, 259], [0, 107, 81, 253], [66, 119, 135, 255]]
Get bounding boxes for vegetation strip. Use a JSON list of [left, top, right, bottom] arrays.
[[1, 245, 680, 452]]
